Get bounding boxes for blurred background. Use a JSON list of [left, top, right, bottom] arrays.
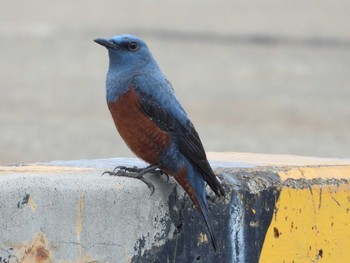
[[1, 0, 350, 164]]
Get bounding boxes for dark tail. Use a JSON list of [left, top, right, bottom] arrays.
[[196, 192, 218, 251], [176, 163, 219, 251]]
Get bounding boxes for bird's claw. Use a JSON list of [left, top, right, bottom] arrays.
[[164, 173, 170, 182], [102, 168, 155, 196], [140, 178, 155, 196], [102, 170, 114, 176], [112, 165, 140, 173]]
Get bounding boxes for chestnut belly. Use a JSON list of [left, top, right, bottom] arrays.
[[108, 88, 170, 165]]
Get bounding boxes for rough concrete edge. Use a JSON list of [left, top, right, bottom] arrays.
[[1, 156, 349, 262], [207, 152, 350, 166]]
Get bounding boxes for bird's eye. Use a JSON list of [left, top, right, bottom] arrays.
[[128, 42, 138, 51]]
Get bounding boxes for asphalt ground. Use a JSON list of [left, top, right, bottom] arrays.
[[1, 1, 350, 164]]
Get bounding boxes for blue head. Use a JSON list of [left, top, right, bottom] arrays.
[[95, 34, 162, 101], [94, 34, 158, 72]]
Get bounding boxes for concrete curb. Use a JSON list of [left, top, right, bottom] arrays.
[[0, 153, 349, 262]]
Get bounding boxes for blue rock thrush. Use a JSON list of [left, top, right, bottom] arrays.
[[94, 34, 225, 251]]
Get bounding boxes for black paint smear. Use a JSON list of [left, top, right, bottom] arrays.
[[17, 193, 30, 209], [131, 170, 281, 263]]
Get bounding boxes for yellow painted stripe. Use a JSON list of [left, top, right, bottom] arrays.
[[278, 166, 350, 180], [207, 152, 350, 166], [0, 165, 93, 174], [260, 168, 350, 263]]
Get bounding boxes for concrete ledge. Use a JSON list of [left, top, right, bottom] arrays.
[[0, 152, 349, 262]]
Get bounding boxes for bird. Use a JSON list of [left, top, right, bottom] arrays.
[[94, 34, 225, 251]]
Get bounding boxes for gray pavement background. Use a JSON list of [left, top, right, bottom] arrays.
[[1, 0, 350, 164]]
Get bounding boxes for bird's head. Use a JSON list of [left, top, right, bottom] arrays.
[[94, 34, 155, 71]]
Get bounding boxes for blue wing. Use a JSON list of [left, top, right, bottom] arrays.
[[133, 74, 225, 197]]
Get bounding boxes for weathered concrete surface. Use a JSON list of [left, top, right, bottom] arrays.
[[0, 153, 349, 262]]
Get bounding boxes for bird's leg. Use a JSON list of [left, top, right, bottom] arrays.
[[112, 165, 143, 173], [138, 165, 170, 182], [102, 164, 162, 195], [119, 164, 167, 178]]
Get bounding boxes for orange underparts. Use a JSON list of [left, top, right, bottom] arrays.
[[108, 87, 171, 165], [175, 166, 201, 212]]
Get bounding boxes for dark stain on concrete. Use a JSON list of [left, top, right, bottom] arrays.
[[273, 227, 280, 238], [17, 193, 30, 209], [132, 169, 281, 263]]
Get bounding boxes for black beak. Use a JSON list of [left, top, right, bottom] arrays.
[[94, 38, 119, 49]]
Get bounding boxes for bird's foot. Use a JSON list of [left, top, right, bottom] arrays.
[[112, 165, 143, 173], [112, 165, 165, 177], [102, 164, 162, 195], [103, 169, 155, 195]]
